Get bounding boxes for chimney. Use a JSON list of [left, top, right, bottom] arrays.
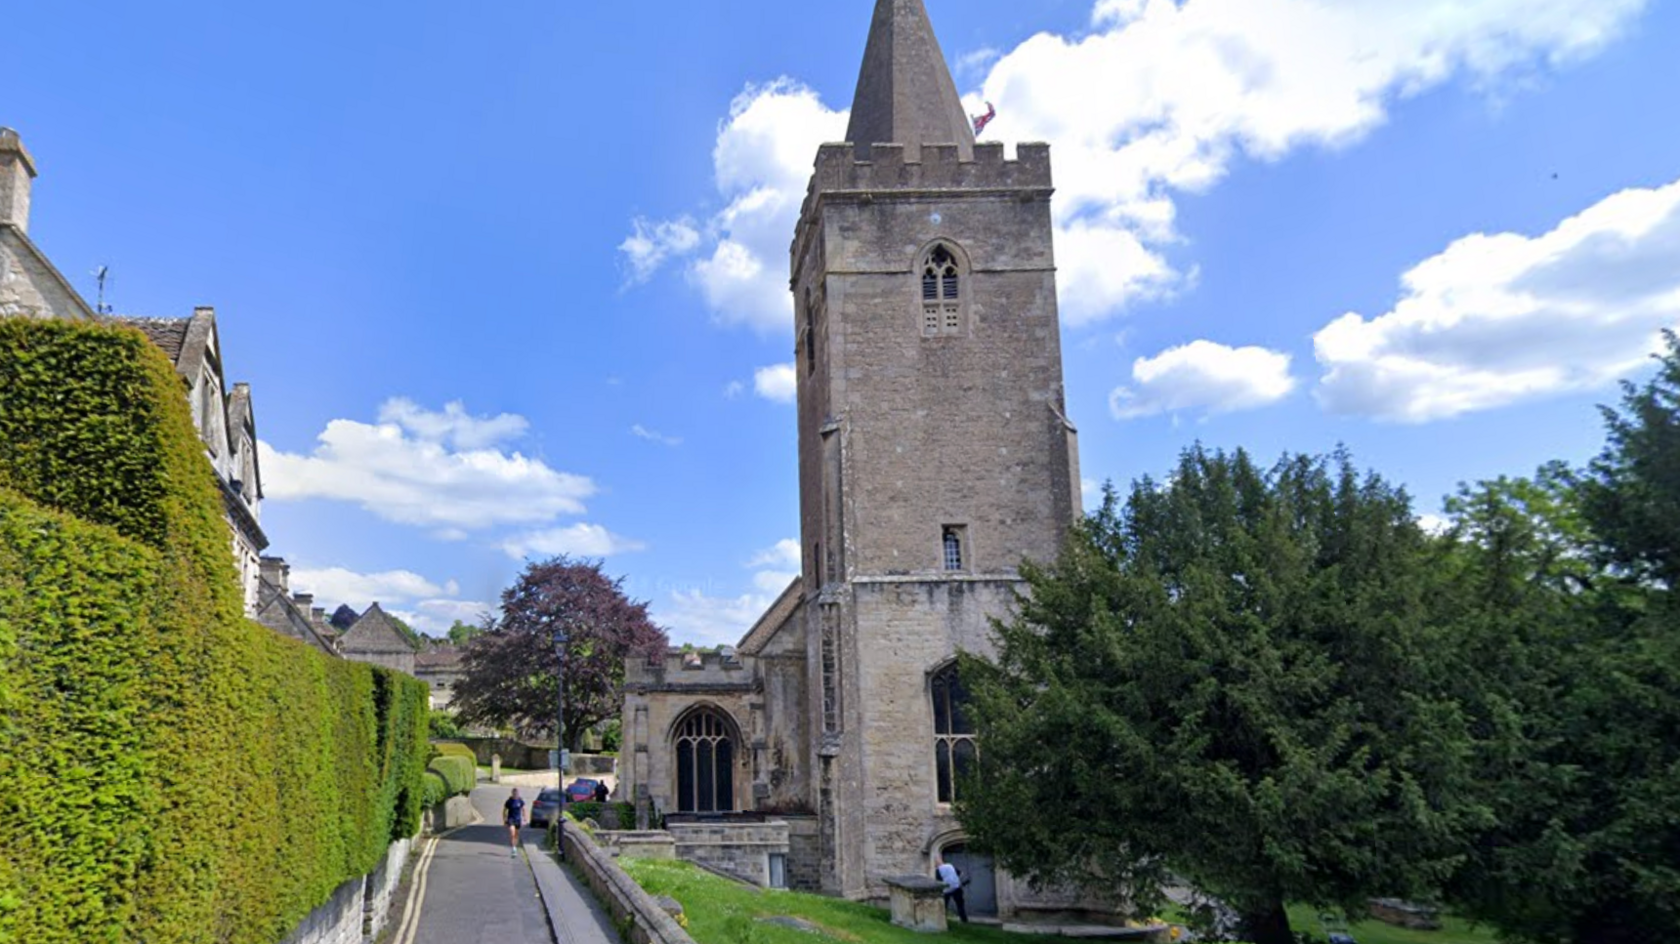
[[259, 556, 290, 594], [0, 128, 37, 233], [293, 592, 314, 613], [311, 607, 326, 627]]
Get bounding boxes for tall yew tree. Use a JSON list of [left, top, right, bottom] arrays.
[[1446, 333, 1680, 944], [452, 556, 666, 750], [959, 447, 1486, 944]]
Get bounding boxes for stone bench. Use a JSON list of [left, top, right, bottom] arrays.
[[886, 875, 949, 932]]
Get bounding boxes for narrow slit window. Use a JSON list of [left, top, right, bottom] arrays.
[[943, 526, 965, 571]]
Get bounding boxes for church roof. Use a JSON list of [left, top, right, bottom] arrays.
[[844, 0, 975, 162], [340, 602, 420, 655]]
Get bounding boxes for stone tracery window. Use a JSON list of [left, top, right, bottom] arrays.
[[920, 243, 964, 337], [674, 706, 736, 812], [931, 664, 976, 803]]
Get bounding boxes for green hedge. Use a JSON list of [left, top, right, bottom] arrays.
[[0, 320, 429, 944], [432, 741, 477, 762], [427, 755, 475, 798]]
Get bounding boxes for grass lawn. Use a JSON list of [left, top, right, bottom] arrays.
[[621, 859, 1162, 944], [1282, 906, 1500, 944]]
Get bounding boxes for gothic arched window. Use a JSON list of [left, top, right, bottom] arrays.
[[919, 243, 965, 337], [931, 664, 976, 803], [673, 707, 736, 812]]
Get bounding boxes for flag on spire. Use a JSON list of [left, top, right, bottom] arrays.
[[972, 102, 996, 136]]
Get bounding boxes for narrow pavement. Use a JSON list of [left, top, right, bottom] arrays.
[[406, 784, 623, 944]]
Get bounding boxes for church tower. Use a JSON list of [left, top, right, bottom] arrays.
[[791, 0, 1080, 901]]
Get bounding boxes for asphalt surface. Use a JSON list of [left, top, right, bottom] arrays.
[[408, 784, 623, 944], [408, 785, 557, 944]]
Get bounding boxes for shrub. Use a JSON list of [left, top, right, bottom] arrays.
[[426, 755, 475, 798], [432, 741, 478, 762], [0, 320, 430, 944]]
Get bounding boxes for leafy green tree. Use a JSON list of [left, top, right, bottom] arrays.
[[959, 447, 1487, 944], [1446, 333, 1680, 943], [451, 556, 666, 751], [445, 619, 484, 647]]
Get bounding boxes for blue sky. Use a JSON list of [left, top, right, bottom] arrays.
[[5, 0, 1678, 644]]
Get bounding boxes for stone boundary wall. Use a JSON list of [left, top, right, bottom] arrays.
[[278, 836, 411, 944], [560, 822, 696, 944], [443, 737, 617, 775]]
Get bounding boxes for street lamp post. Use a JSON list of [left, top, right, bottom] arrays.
[[554, 621, 567, 859]]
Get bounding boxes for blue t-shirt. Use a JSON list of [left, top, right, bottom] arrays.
[[504, 796, 525, 825]]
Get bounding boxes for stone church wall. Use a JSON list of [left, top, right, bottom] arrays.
[[623, 649, 754, 816]]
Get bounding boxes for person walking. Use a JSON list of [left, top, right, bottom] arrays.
[[935, 857, 968, 923], [593, 780, 609, 803], [503, 788, 526, 857]]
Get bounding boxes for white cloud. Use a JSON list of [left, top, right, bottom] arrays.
[[747, 538, 801, 570], [631, 424, 682, 447], [653, 538, 802, 647], [500, 523, 648, 560], [753, 363, 798, 403], [1110, 340, 1296, 418], [1313, 178, 1680, 422], [621, 79, 847, 334], [260, 398, 595, 530], [391, 599, 496, 638], [620, 216, 701, 284], [289, 566, 456, 606], [627, 0, 1644, 332], [724, 380, 746, 399], [288, 566, 490, 637], [966, 0, 1645, 324], [656, 590, 775, 648], [376, 398, 528, 450]]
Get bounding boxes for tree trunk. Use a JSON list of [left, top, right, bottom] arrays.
[[1241, 901, 1294, 944]]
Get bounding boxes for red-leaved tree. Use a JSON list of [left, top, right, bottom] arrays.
[[451, 556, 666, 750]]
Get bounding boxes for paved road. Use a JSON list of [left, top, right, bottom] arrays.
[[409, 786, 554, 944], [407, 784, 623, 944]]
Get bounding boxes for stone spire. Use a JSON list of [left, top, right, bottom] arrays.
[[844, 0, 975, 162]]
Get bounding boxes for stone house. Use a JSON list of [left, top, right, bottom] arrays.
[[414, 646, 465, 711], [338, 603, 419, 676], [620, 0, 1115, 924], [119, 309, 269, 615], [254, 556, 341, 655], [1, 127, 270, 614]]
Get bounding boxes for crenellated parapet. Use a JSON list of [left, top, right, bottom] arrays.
[[793, 140, 1054, 263]]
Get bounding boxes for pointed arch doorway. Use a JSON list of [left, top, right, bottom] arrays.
[[939, 841, 997, 918]]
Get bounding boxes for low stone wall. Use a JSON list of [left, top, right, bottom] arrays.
[[667, 820, 790, 888], [426, 795, 477, 832], [363, 837, 410, 939], [277, 875, 361, 944], [595, 830, 678, 859], [560, 822, 696, 944], [277, 836, 411, 944]]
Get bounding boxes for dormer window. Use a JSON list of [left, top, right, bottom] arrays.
[[919, 243, 965, 337]]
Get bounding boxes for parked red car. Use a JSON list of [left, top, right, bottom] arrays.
[[563, 778, 600, 803]]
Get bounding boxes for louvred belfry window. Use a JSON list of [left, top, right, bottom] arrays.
[[920, 243, 964, 337]]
